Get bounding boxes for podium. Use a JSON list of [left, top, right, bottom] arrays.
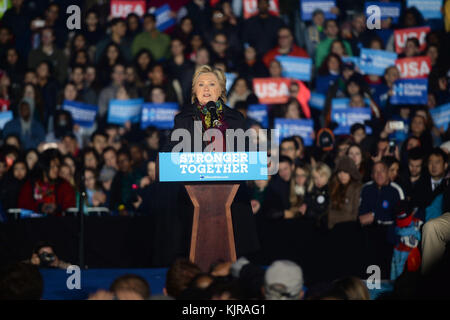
[[158, 152, 267, 271]]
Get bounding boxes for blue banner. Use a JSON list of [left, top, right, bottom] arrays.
[[407, 0, 443, 19], [107, 98, 143, 124], [391, 78, 428, 105], [0, 110, 13, 129], [365, 2, 401, 23], [274, 118, 314, 146], [62, 100, 97, 128], [247, 104, 269, 128], [155, 4, 176, 32], [276, 56, 312, 82], [141, 102, 178, 129], [360, 48, 398, 76], [332, 98, 371, 110], [300, 0, 336, 21], [331, 108, 372, 135], [158, 152, 268, 182], [309, 92, 326, 110], [225, 72, 237, 94], [430, 103, 450, 131]]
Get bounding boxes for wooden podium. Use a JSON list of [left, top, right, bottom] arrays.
[[184, 183, 239, 271]]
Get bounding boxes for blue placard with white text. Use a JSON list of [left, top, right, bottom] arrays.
[[0, 111, 13, 130], [309, 92, 326, 110], [62, 100, 97, 128], [360, 49, 398, 76], [391, 78, 428, 105], [332, 108, 372, 135], [247, 104, 269, 128], [430, 103, 450, 131], [155, 4, 176, 32], [300, 0, 336, 21], [332, 98, 371, 110], [158, 152, 268, 182], [141, 102, 178, 129], [276, 56, 312, 82], [274, 118, 314, 146], [107, 98, 143, 124], [365, 2, 401, 23], [407, 0, 443, 19]]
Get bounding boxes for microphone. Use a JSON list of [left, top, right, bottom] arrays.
[[206, 101, 218, 127]]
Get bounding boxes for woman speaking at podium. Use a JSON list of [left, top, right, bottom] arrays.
[[150, 65, 260, 267]]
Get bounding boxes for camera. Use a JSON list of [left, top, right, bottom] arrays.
[[39, 252, 56, 268], [389, 121, 405, 131]]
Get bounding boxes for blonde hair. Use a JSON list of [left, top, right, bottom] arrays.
[[191, 65, 227, 104], [309, 162, 332, 191]]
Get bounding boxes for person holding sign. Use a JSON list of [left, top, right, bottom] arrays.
[[151, 65, 260, 266]]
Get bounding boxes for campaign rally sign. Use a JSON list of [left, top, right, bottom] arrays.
[[407, 0, 443, 20], [331, 98, 371, 110], [365, 2, 401, 23], [225, 72, 237, 94], [274, 118, 314, 146], [300, 0, 336, 21], [110, 0, 146, 18], [0, 110, 12, 130], [107, 98, 143, 124], [62, 100, 97, 128], [243, 0, 279, 19], [391, 78, 428, 105], [155, 4, 175, 32], [276, 56, 312, 82], [359, 49, 398, 76], [247, 104, 269, 128], [309, 92, 326, 110], [158, 152, 268, 182], [332, 108, 372, 135], [253, 78, 290, 104], [394, 27, 430, 54], [395, 56, 431, 79], [141, 102, 178, 130], [430, 103, 450, 131]]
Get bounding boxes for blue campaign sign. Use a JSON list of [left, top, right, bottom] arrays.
[[391, 78, 428, 105], [430, 103, 450, 131], [332, 98, 371, 110], [155, 4, 176, 32], [107, 98, 143, 124], [247, 104, 269, 128], [407, 0, 442, 19], [365, 2, 401, 23], [331, 108, 372, 135], [276, 56, 312, 82], [309, 92, 326, 110], [300, 0, 336, 21], [141, 102, 178, 130], [62, 100, 97, 128], [0, 111, 13, 129], [225, 72, 237, 94], [360, 49, 398, 76], [158, 152, 268, 182], [274, 118, 314, 146]]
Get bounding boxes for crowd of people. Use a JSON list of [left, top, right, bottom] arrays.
[[0, 0, 450, 299]]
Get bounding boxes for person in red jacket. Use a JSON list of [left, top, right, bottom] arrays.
[[263, 27, 309, 68], [18, 148, 75, 215]]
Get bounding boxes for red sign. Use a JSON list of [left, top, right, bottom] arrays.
[[110, 0, 146, 18], [394, 26, 430, 54], [243, 0, 279, 19], [0, 99, 10, 112], [253, 78, 290, 104], [395, 56, 431, 79]]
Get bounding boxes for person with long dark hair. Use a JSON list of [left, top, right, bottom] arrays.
[[18, 149, 75, 215]]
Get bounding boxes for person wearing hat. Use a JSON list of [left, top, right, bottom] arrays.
[[263, 260, 304, 300], [328, 156, 363, 229]]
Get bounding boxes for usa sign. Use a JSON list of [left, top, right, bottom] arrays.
[[110, 0, 146, 18], [394, 26, 430, 54], [395, 56, 431, 79], [253, 78, 290, 105]]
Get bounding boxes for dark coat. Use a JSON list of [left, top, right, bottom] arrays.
[[150, 103, 260, 267], [328, 181, 362, 229]]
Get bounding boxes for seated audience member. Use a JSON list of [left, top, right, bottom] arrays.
[[164, 258, 202, 299], [263, 260, 304, 300], [18, 149, 76, 215]]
